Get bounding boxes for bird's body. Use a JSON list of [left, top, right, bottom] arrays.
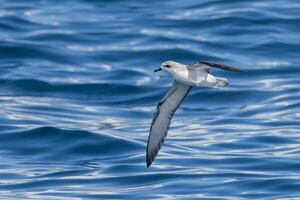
[[147, 60, 243, 167], [164, 61, 229, 88]]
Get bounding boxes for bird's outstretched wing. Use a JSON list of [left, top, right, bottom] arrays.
[[191, 61, 244, 72], [146, 81, 191, 167]]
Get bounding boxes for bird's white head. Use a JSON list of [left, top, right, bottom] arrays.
[[154, 61, 185, 74]]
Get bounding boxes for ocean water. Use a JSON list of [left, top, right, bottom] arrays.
[[0, 0, 300, 199]]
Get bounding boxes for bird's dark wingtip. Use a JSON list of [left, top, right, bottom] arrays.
[[146, 157, 152, 167], [200, 61, 246, 72], [146, 148, 152, 167]]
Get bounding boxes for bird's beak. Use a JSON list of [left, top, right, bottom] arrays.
[[154, 67, 162, 72]]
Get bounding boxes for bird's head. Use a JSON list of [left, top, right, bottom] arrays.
[[154, 61, 183, 73]]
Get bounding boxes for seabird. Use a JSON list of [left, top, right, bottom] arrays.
[[146, 60, 244, 167]]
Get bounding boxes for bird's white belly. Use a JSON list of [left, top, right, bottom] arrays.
[[172, 70, 216, 87]]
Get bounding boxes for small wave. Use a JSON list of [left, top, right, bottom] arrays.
[[0, 14, 41, 31], [0, 78, 153, 97], [0, 126, 143, 162]]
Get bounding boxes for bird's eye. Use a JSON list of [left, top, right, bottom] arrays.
[[165, 65, 171, 68]]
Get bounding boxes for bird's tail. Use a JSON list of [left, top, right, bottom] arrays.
[[214, 77, 228, 87]]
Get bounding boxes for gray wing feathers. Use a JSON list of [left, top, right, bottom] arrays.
[[146, 81, 191, 167], [192, 61, 244, 72]]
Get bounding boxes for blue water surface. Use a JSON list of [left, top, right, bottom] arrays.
[[0, 0, 300, 199]]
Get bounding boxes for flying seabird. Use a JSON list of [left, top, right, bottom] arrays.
[[146, 60, 244, 167]]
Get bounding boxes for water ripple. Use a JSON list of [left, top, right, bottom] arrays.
[[0, 0, 300, 199]]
